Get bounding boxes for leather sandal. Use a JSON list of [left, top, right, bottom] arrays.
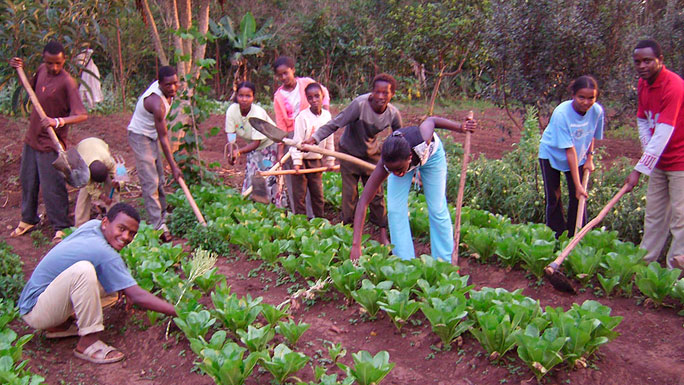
[[52, 230, 67, 244], [10, 221, 35, 237], [73, 340, 124, 364]]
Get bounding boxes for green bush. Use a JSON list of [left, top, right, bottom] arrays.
[[0, 242, 25, 301], [444, 106, 646, 244]]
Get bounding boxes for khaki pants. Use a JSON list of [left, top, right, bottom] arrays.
[[74, 181, 119, 227], [641, 168, 684, 268], [23, 261, 116, 336]]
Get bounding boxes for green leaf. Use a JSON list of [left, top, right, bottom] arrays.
[[261, 343, 310, 383], [276, 319, 310, 347], [338, 350, 395, 385]]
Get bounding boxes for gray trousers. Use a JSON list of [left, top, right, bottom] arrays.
[[128, 132, 167, 230], [20, 144, 70, 231]]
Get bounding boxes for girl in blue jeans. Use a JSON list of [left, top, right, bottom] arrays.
[[349, 116, 477, 261]]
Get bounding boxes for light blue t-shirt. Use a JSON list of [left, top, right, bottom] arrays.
[[538, 100, 604, 171], [18, 220, 137, 315]]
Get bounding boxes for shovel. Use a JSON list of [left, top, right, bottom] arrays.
[[451, 111, 474, 266], [243, 152, 291, 201], [544, 182, 631, 293], [15, 66, 89, 188], [249, 118, 376, 172]]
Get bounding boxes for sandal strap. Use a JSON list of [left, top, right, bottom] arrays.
[[83, 340, 116, 360]]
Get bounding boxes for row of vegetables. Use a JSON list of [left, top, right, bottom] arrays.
[[0, 298, 45, 385], [158, 182, 674, 382]]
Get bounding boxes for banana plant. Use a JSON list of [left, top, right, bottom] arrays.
[[337, 350, 395, 385], [378, 288, 420, 330]]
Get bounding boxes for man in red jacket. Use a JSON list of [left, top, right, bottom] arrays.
[[625, 39, 684, 269]]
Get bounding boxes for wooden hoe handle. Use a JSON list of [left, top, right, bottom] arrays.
[[259, 164, 339, 176], [282, 138, 376, 172], [546, 183, 631, 274], [15, 66, 65, 152], [574, 169, 591, 234], [178, 177, 207, 227], [452, 110, 474, 266]]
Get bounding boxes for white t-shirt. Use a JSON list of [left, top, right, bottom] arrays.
[[224, 103, 275, 150], [280, 82, 301, 120]]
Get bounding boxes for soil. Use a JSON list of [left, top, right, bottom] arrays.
[[2, 107, 682, 385]]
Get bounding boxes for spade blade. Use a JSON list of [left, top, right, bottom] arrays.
[[249, 117, 287, 143], [545, 270, 577, 294], [64, 148, 90, 188]]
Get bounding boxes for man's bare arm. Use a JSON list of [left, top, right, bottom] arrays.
[[144, 94, 182, 181]]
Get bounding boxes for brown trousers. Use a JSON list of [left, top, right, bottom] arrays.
[[292, 159, 325, 217], [340, 158, 387, 228]]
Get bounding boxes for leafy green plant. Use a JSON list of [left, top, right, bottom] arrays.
[[566, 245, 602, 286], [671, 278, 684, 305], [463, 227, 499, 262], [495, 234, 524, 268], [377, 288, 420, 330], [211, 288, 263, 333], [191, 332, 266, 385], [275, 319, 311, 347], [261, 303, 290, 326], [326, 341, 347, 363], [597, 274, 621, 297], [514, 324, 568, 381], [360, 253, 397, 284], [0, 242, 25, 301], [192, 267, 225, 294], [337, 350, 395, 385], [635, 262, 682, 306], [350, 280, 394, 318], [297, 236, 338, 279], [413, 254, 458, 285], [380, 262, 422, 290], [519, 239, 556, 278], [261, 343, 310, 384], [173, 309, 216, 340], [330, 260, 365, 299], [420, 295, 474, 346], [470, 306, 527, 360], [237, 324, 275, 352], [599, 246, 647, 296]]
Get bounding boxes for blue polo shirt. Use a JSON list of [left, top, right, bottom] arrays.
[[539, 100, 604, 171], [18, 220, 137, 315]]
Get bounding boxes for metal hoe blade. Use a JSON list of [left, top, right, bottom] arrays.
[[249, 117, 287, 142], [545, 270, 577, 294]]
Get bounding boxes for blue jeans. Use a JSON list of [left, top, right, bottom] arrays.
[[387, 139, 453, 260]]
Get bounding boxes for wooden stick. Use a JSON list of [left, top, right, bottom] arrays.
[[242, 152, 291, 197], [451, 111, 474, 266], [574, 168, 591, 234], [545, 183, 630, 274], [259, 164, 339, 176], [177, 177, 207, 226], [282, 138, 376, 171]]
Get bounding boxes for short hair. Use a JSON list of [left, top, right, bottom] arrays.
[[305, 82, 322, 95], [381, 133, 412, 164], [273, 56, 295, 72], [43, 41, 65, 55], [106, 203, 140, 223], [635, 39, 662, 58], [89, 160, 109, 183], [569, 75, 599, 96], [234, 81, 256, 102], [158, 66, 177, 82], [371, 73, 397, 94]]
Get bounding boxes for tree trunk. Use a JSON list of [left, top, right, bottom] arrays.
[[141, 0, 169, 66], [169, 0, 187, 79], [190, 0, 211, 80], [180, 0, 193, 73]]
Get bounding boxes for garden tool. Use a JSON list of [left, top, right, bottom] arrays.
[[574, 168, 591, 234], [224, 132, 238, 161], [249, 118, 376, 171], [178, 176, 207, 227], [244, 152, 291, 203], [15, 66, 90, 188], [259, 164, 339, 176], [545, 182, 631, 293], [451, 111, 474, 266]]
